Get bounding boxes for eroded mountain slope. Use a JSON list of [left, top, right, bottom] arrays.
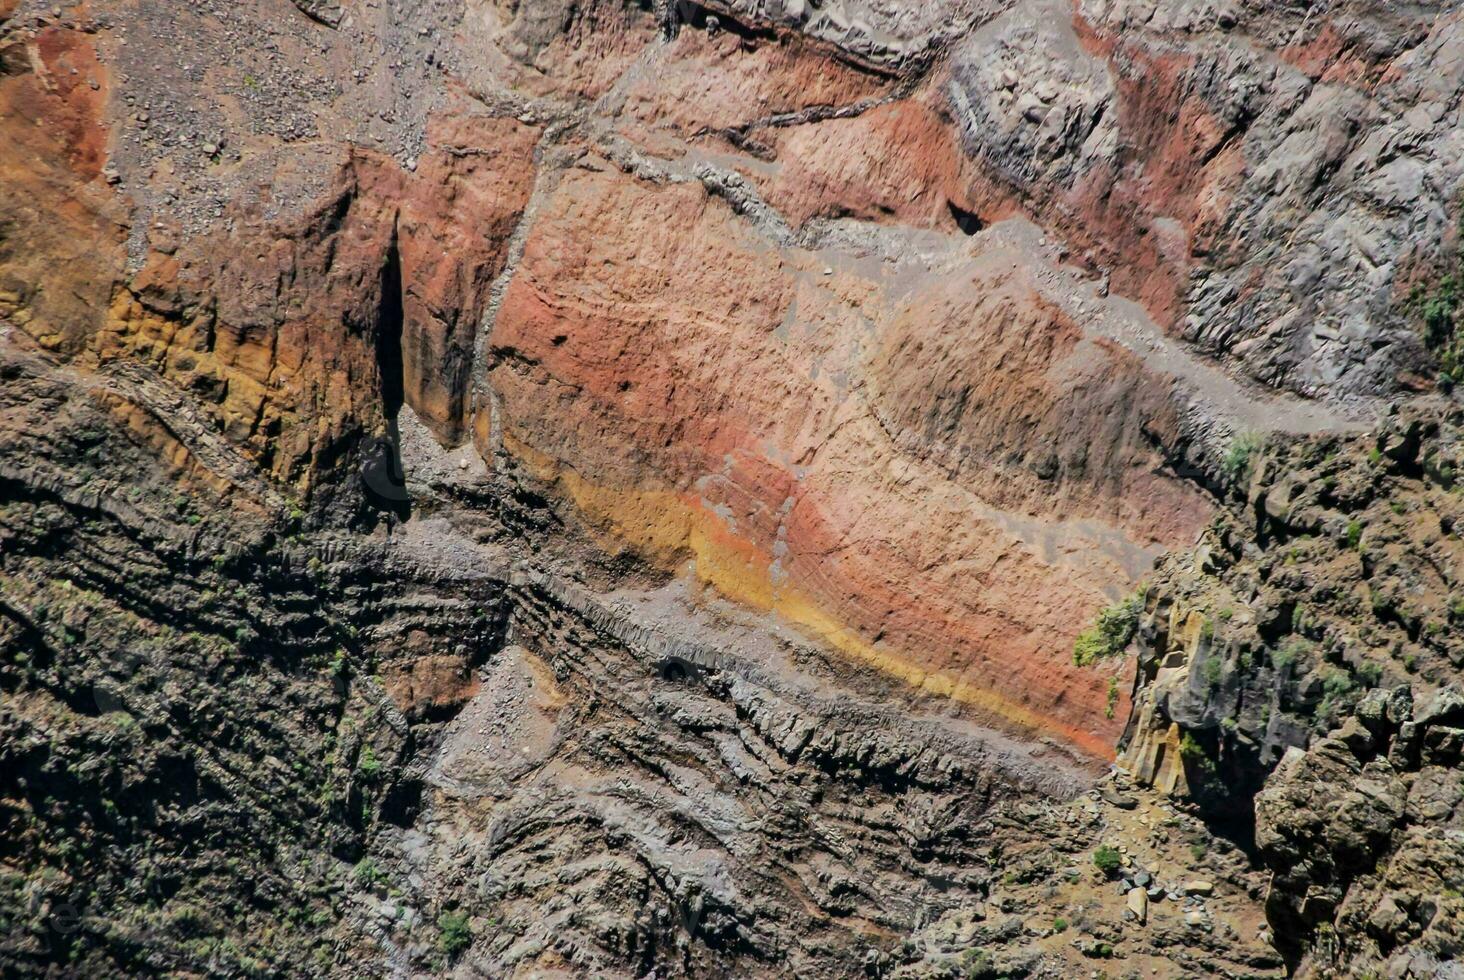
[[2, 0, 1462, 976]]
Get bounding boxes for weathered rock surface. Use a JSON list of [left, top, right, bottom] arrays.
[[1255, 684, 1464, 977], [1118, 403, 1464, 974], [1122, 405, 1462, 804], [0, 336, 1274, 977], [2, 0, 1463, 975]]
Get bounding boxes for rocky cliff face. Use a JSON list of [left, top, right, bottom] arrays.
[[2, 0, 1462, 976], [1119, 404, 1463, 975]]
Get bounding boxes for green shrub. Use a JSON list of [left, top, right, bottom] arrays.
[[1346, 519, 1364, 550], [1052, 917, 1068, 934], [1355, 661, 1383, 688], [1105, 677, 1120, 719], [960, 949, 992, 978], [1202, 654, 1223, 689], [1221, 432, 1263, 485], [1273, 636, 1313, 671], [1321, 667, 1355, 699], [1092, 845, 1122, 876], [1073, 593, 1142, 667], [438, 911, 472, 957], [1178, 732, 1216, 777], [1317, 666, 1357, 722], [353, 858, 385, 887], [1411, 249, 1463, 381]]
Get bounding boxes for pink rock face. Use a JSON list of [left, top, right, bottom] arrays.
[[488, 159, 1213, 757]]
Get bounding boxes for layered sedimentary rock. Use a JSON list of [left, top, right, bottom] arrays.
[[11, 0, 1448, 753], [484, 154, 1219, 756], [3, 0, 1464, 975]]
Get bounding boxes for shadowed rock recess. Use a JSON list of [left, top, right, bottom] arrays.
[[1, 0, 1461, 976]]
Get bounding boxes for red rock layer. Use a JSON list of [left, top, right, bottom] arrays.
[[486, 159, 1212, 757], [2, 24, 537, 492], [1, 6, 1237, 762]]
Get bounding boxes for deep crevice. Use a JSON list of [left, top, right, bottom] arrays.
[[947, 200, 984, 236], [363, 224, 411, 517]]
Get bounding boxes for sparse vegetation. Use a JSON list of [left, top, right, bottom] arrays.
[[353, 858, 385, 887], [1179, 731, 1216, 777], [1203, 654, 1223, 689], [1356, 660, 1383, 688], [959, 948, 993, 978], [1092, 845, 1122, 877], [1317, 666, 1358, 721], [1221, 431, 1264, 486], [1073, 593, 1143, 667], [1105, 676, 1120, 719], [1410, 224, 1464, 388], [438, 911, 472, 958], [1346, 519, 1365, 550], [1273, 636, 1314, 671]]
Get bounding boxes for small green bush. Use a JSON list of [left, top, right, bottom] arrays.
[[1221, 431, 1264, 486], [1105, 677, 1120, 720], [1178, 732, 1216, 776], [438, 911, 472, 957], [1092, 845, 1122, 876], [1073, 593, 1142, 667], [353, 858, 385, 887], [1052, 917, 1068, 934], [1355, 661, 1383, 688], [1411, 248, 1463, 381], [1203, 654, 1223, 689], [1346, 519, 1364, 550], [1273, 636, 1314, 671], [1321, 667, 1355, 699]]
